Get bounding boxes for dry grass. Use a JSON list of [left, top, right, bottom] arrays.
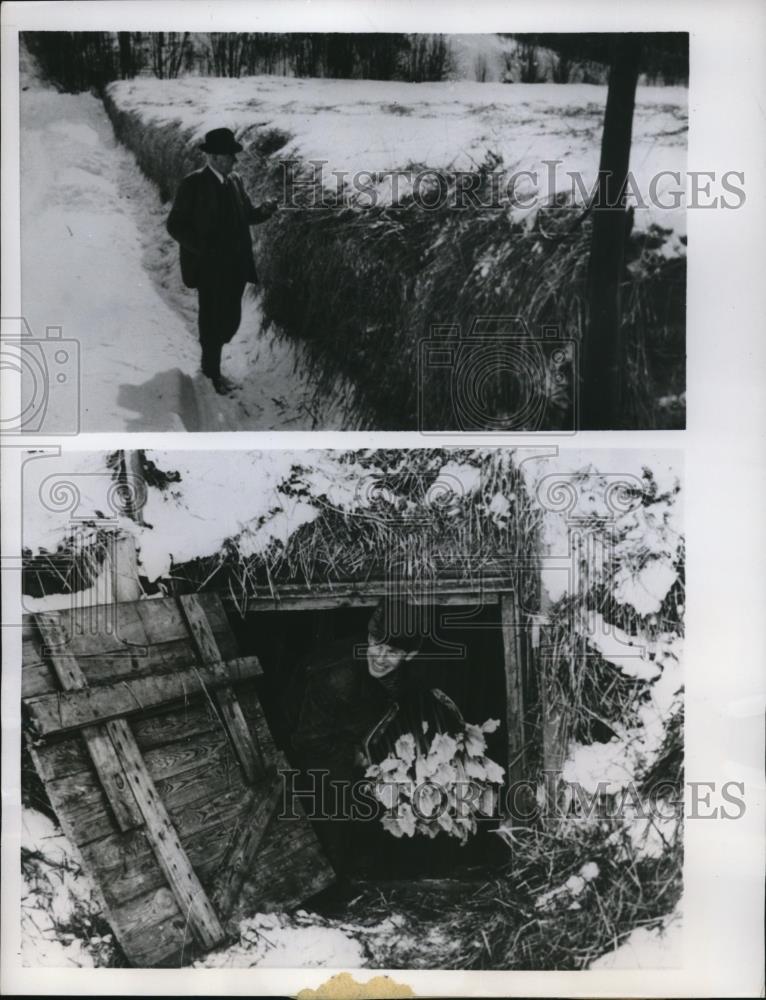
[[21, 838, 125, 967], [101, 96, 686, 430], [167, 449, 543, 611], [22, 526, 114, 599], [344, 807, 682, 970], [102, 95, 201, 201], [257, 162, 684, 430]]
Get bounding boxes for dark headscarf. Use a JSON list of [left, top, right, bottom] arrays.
[[367, 596, 430, 653]]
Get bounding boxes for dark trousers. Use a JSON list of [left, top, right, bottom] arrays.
[[197, 270, 247, 379]]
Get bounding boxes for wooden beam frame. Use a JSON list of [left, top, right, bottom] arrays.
[[31, 611, 226, 954], [500, 592, 526, 791], [179, 594, 264, 784], [228, 578, 513, 613], [25, 656, 262, 737], [106, 720, 226, 952], [33, 613, 143, 832], [24, 594, 337, 967], [211, 775, 282, 920]]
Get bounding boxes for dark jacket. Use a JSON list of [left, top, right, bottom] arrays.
[[290, 641, 459, 877], [166, 165, 273, 289], [292, 640, 396, 786]]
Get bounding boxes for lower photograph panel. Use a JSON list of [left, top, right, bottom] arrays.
[[19, 447, 683, 970]]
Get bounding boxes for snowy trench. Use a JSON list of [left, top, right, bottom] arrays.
[[20, 61, 687, 433], [19, 78, 355, 432]]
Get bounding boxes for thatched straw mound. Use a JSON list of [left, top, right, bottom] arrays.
[[166, 449, 541, 608], [260, 181, 684, 431], [102, 93, 685, 430]]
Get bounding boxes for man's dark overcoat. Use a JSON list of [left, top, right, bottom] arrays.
[[166, 165, 272, 290]]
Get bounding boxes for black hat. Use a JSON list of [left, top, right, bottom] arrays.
[[199, 128, 243, 155]]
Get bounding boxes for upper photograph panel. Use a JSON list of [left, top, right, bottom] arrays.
[[17, 31, 687, 432]]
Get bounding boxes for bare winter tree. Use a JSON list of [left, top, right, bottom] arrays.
[[150, 32, 189, 80], [552, 51, 573, 84], [209, 33, 250, 77], [474, 53, 489, 83], [117, 32, 141, 80], [405, 35, 453, 83], [517, 41, 539, 83]]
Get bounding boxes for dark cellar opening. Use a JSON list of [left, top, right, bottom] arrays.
[[226, 601, 512, 883]]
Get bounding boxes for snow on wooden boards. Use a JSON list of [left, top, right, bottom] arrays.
[[22, 592, 334, 967]]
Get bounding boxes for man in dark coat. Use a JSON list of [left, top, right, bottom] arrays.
[[166, 127, 277, 394]]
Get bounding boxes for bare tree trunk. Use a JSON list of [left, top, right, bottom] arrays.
[[581, 35, 642, 429], [153, 32, 165, 80], [118, 32, 132, 79], [168, 32, 189, 78]]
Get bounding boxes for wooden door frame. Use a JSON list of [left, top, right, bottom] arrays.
[[221, 577, 530, 799]]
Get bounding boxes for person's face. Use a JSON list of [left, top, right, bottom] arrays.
[[208, 152, 236, 176], [366, 635, 417, 679]]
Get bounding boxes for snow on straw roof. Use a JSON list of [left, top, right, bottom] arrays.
[[21, 450, 501, 588], [22, 450, 317, 582], [21, 449, 681, 615], [518, 448, 682, 610]]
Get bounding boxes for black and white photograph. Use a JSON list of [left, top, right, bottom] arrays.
[[17, 447, 684, 970], [16, 29, 688, 432], [2, 2, 765, 998]]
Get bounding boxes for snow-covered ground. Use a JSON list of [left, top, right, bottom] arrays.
[[21, 801, 681, 970], [19, 804, 445, 970], [20, 807, 368, 969], [19, 69, 356, 432], [109, 75, 687, 239], [193, 912, 367, 969], [590, 901, 683, 969], [18, 54, 686, 433], [21, 808, 118, 967]]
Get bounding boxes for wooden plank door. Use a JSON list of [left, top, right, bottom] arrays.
[[22, 593, 334, 967]]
